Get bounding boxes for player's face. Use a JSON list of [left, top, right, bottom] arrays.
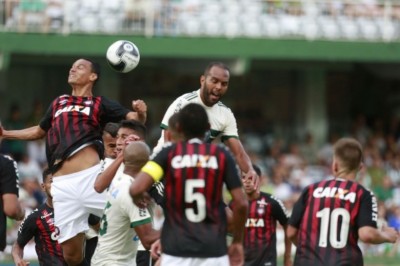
[[200, 66, 229, 107], [68, 59, 97, 86], [116, 128, 143, 155], [42, 175, 53, 199], [242, 176, 256, 194], [103, 132, 117, 159]]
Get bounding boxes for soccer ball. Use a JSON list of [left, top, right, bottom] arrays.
[[106, 40, 140, 73]]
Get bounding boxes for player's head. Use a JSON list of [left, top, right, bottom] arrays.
[[124, 141, 150, 172], [200, 62, 230, 107], [165, 112, 182, 143], [41, 168, 53, 198], [116, 120, 147, 155], [332, 137, 363, 177], [178, 103, 210, 140], [242, 164, 261, 194], [103, 122, 119, 159], [68, 58, 101, 87]]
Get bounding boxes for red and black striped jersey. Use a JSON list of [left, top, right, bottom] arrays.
[[17, 203, 66, 265], [0, 154, 19, 251], [289, 178, 378, 266], [150, 139, 242, 258], [39, 95, 129, 169], [240, 192, 289, 266]]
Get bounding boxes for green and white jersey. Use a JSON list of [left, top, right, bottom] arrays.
[[91, 173, 152, 266], [154, 89, 238, 153]]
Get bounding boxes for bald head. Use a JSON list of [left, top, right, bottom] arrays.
[[123, 141, 151, 172]]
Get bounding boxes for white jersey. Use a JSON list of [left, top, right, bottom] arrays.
[[153, 89, 238, 153], [91, 173, 152, 266]]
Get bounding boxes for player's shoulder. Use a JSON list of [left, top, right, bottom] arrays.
[[180, 90, 199, 102]]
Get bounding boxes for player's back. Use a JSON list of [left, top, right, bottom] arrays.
[[292, 178, 377, 266], [159, 139, 241, 258]]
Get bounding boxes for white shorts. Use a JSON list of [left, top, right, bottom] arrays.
[[161, 254, 229, 266], [52, 164, 105, 243]]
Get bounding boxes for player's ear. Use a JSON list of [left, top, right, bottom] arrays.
[[200, 75, 205, 85], [90, 73, 98, 82]]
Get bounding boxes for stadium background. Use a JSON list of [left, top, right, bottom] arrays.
[[1, 0, 400, 265]]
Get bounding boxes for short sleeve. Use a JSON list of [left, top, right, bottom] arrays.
[[100, 96, 130, 126], [221, 107, 239, 140], [39, 98, 57, 131], [160, 94, 188, 129], [270, 195, 290, 226], [357, 189, 378, 228], [0, 155, 19, 196], [222, 148, 242, 190]]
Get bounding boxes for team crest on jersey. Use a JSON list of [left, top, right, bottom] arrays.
[[84, 100, 93, 105], [59, 99, 68, 105]]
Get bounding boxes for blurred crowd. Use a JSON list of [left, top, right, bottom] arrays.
[[2, 0, 400, 40], [1, 99, 400, 259]]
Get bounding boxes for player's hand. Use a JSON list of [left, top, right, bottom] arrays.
[[228, 242, 244, 266], [243, 169, 260, 191], [382, 225, 400, 243], [132, 100, 147, 114], [125, 134, 141, 145], [15, 259, 30, 266], [150, 239, 162, 260]]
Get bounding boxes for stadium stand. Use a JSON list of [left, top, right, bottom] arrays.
[[1, 0, 400, 41]]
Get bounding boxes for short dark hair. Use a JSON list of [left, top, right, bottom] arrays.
[[103, 122, 119, 138], [42, 168, 52, 183], [119, 120, 147, 140], [204, 62, 230, 76], [178, 103, 209, 139]]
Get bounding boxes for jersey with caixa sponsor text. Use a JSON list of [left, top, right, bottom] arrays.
[[288, 178, 378, 266], [0, 154, 19, 251], [39, 95, 130, 170], [17, 203, 66, 266], [143, 138, 242, 258]]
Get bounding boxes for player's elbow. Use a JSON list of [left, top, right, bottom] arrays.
[[358, 226, 381, 244], [93, 180, 105, 193]]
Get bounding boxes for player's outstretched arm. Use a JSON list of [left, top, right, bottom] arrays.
[[225, 138, 260, 190], [126, 99, 147, 124], [359, 225, 399, 244], [12, 241, 29, 266], [1, 125, 46, 140]]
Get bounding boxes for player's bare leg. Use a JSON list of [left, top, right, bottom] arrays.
[[61, 233, 86, 266]]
